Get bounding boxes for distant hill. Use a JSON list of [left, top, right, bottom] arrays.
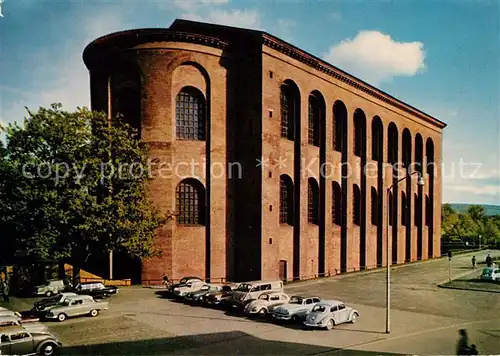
[[448, 203, 500, 216]]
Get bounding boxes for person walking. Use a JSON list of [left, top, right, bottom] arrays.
[[486, 254, 492, 267], [456, 329, 469, 355], [471, 256, 476, 268], [162, 274, 169, 289], [1, 280, 9, 303]]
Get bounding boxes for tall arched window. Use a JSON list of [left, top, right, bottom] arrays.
[[372, 117, 383, 162], [401, 191, 408, 226], [425, 195, 431, 226], [308, 94, 321, 146], [353, 109, 366, 157], [371, 187, 378, 225], [280, 81, 299, 141], [353, 184, 361, 226], [426, 138, 435, 176], [176, 178, 205, 225], [402, 129, 412, 169], [415, 134, 423, 175], [176, 87, 206, 140], [280, 175, 294, 225], [414, 193, 422, 226], [308, 178, 319, 225], [388, 123, 399, 164], [332, 181, 341, 225], [111, 64, 141, 138], [389, 192, 394, 226], [333, 101, 347, 152]]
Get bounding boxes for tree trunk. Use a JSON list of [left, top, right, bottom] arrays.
[[58, 261, 65, 280]]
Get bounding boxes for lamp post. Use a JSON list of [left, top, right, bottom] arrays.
[[385, 171, 424, 334]]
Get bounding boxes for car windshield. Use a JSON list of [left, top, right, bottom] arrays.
[[237, 284, 251, 292], [258, 294, 269, 300], [289, 296, 303, 304], [312, 305, 327, 312], [482, 269, 492, 276], [180, 278, 189, 284]]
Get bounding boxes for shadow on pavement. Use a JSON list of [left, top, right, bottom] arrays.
[[61, 331, 402, 355]]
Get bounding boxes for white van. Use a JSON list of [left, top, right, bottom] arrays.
[[229, 280, 284, 308]]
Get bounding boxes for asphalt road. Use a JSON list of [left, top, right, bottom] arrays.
[[2, 249, 499, 355]]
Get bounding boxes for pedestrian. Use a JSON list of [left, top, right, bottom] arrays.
[[471, 256, 476, 268], [1, 280, 9, 303], [456, 329, 469, 355], [162, 274, 169, 289], [486, 254, 492, 267]]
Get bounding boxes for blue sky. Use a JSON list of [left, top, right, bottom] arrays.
[[1, 0, 499, 205]]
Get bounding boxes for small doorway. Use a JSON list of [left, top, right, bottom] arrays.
[[279, 260, 287, 282]]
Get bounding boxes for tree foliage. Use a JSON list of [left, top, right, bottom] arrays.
[[0, 104, 166, 279]]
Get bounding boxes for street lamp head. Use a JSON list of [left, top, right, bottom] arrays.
[[417, 176, 425, 186]]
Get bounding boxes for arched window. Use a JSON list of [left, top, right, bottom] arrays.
[[280, 81, 299, 141], [332, 181, 341, 225], [333, 101, 347, 152], [401, 191, 408, 226], [308, 178, 319, 225], [426, 138, 435, 176], [402, 129, 412, 169], [388, 123, 398, 164], [389, 192, 394, 226], [372, 117, 383, 162], [414, 193, 422, 227], [415, 134, 423, 175], [308, 94, 321, 146], [425, 195, 431, 226], [353, 184, 361, 226], [353, 109, 366, 157], [280, 175, 294, 225], [176, 87, 206, 140], [176, 178, 205, 225], [111, 65, 141, 138], [371, 187, 378, 226]]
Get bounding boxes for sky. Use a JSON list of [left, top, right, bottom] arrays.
[[0, 0, 499, 205]]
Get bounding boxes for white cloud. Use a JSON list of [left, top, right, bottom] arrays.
[[182, 8, 261, 29], [170, 0, 229, 12], [323, 31, 426, 85]]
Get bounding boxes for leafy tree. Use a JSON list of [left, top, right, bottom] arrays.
[[467, 205, 486, 224], [0, 104, 166, 284]]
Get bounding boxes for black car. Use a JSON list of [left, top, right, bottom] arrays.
[[74, 282, 118, 299]]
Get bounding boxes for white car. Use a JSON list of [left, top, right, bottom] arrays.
[[0, 315, 49, 334], [244, 292, 289, 316], [480, 267, 500, 281], [272, 296, 322, 322], [34, 280, 67, 297], [0, 307, 22, 319], [303, 300, 359, 330], [173, 280, 205, 298], [33, 292, 79, 312]]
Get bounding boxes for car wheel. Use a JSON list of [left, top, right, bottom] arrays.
[[351, 312, 359, 324], [90, 309, 99, 317], [57, 313, 67, 322], [258, 308, 268, 316], [45, 291, 53, 297], [39, 342, 59, 356], [326, 319, 335, 331]]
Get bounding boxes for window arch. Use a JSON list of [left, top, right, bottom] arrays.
[[371, 187, 378, 226], [280, 81, 300, 141], [280, 175, 294, 225], [111, 64, 142, 138], [401, 191, 408, 226], [402, 129, 412, 169], [415, 134, 423, 175], [353, 109, 366, 157], [414, 193, 422, 226], [372, 116, 383, 162], [425, 195, 431, 226], [308, 178, 319, 225], [333, 101, 347, 152], [353, 184, 361, 226], [388, 123, 399, 164], [176, 178, 206, 225], [426, 138, 435, 176], [176, 87, 206, 140], [308, 93, 322, 146], [332, 181, 341, 225]]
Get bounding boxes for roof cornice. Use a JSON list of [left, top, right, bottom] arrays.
[[262, 34, 446, 129]]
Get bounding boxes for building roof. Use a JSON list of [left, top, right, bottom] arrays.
[[83, 19, 446, 129]]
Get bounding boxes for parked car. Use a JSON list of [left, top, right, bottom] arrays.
[[0, 315, 49, 334], [44, 295, 108, 322], [244, 292, 289, 316], [0, 307, 22, 319], [74, 282, 118, 298], [34, 280, 68, 297], [33, 292, 79, 312], [229, 280, 284, 309], [173, 280, 206, 298], [480, 267, 500, 281], [272, 296, 322, 322], [0, 326, 62, 356], [184, 284, 222, 303], [303, 300, 359, 330], [204, 284, 238, 307], [168, 277, 204, 293]]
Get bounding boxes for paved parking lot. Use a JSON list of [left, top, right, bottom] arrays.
[[3, 250, 499, 355]]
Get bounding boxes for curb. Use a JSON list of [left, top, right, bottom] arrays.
[[437, 284, 500, 294]]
